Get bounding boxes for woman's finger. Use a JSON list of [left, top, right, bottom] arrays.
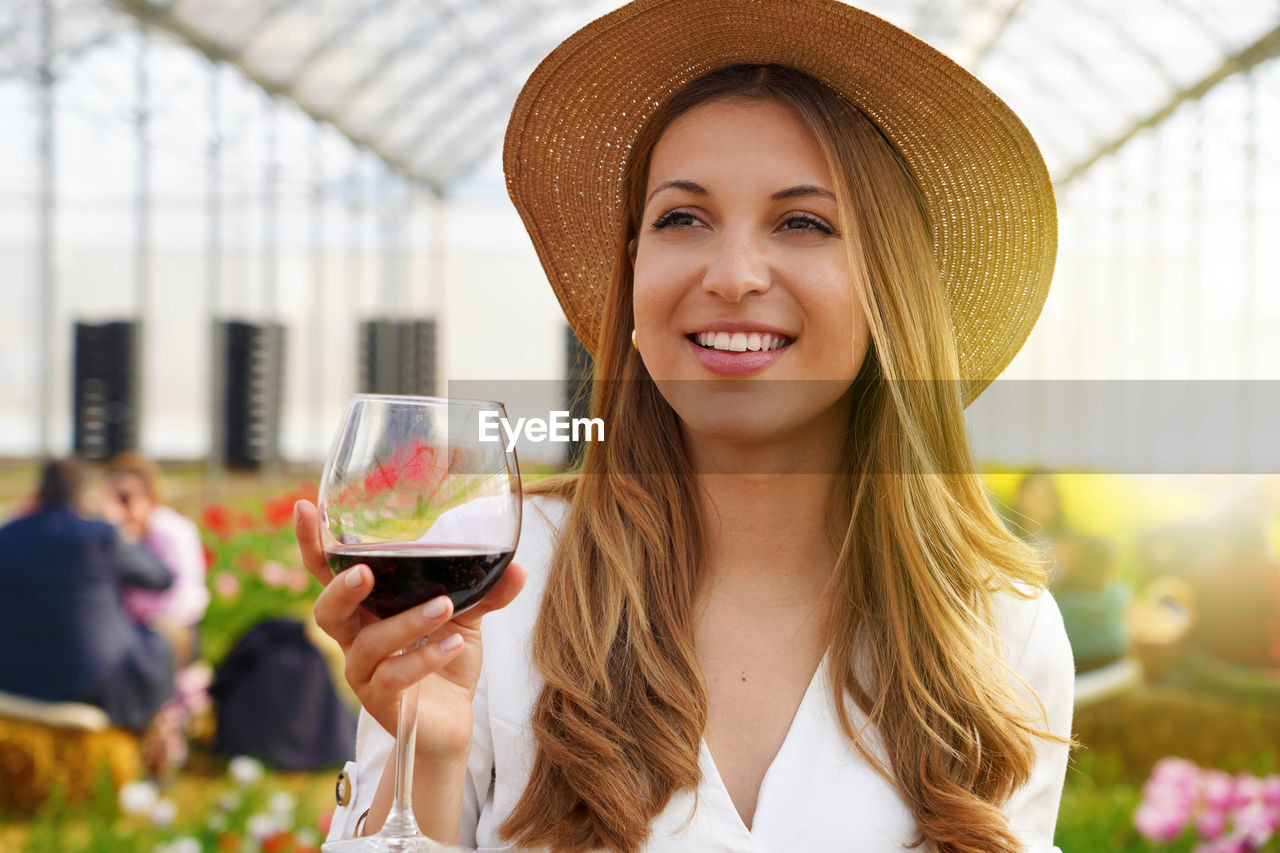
[[345, 594, 457, 689], [294, 500, 334, 588], [452, 561, 527, 631], [314, 564, 373, 650], [364, 632, 467, 703]]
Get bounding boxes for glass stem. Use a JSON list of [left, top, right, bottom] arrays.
[[377, 638, 428, 838]]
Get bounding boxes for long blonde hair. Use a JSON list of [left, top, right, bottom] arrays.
[[501, 64, 1068, 853]]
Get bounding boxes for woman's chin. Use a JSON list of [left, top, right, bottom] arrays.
[[657, 388, 853, 474]]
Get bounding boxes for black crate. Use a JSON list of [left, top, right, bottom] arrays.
[[73, 320, 138, 460], [563, 325, 595, 467], [221, 321, 285, 469], [357, 319, 436, 397]]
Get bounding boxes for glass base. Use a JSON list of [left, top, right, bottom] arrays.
[[321, 836, 472, 853]]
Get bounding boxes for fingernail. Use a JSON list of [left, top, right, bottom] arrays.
[[439, 633, 463, 652], [422, 597, 449, 620], [344, 567, 364, 588], [293, 501, 303, 525]]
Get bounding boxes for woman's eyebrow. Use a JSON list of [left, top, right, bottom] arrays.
[[646, 179, 707, 203], [645, 180, 835, 204], [772, 184, 836, 201]]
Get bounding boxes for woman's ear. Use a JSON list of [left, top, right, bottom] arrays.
[[627, 237, 637, 264]]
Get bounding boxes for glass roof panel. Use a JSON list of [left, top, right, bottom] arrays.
[[1, 0, 1276, 193]]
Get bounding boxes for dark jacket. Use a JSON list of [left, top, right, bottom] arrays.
[[211, 619, 357, 770], [0, 507, 174, 728]]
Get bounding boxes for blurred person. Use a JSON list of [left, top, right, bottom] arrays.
[[1005, 470, 1078, 586], [104, 452, 209, 667], [1189, 505, 1280, 669], [1006, 470, 1069, 546], [0, 458, 174, 732], [1050, 532, 1129, 673]]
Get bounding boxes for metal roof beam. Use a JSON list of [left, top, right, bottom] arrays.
[[1056, 19, 1280, 187], [1067, 0, 1178, 91], [956, 0, 1030, 69], [323, 0, 499, 122], [109, 0, 445, 195], [324, 7, 453, 116], [359, 42, 470, 137], [361, 3, 531, 141], [385, 33, 551, 165], [226, 0, 308, 56], [274, 0, 400, 93]]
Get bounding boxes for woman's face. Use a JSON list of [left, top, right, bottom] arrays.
[[632, 97, 871, 451]]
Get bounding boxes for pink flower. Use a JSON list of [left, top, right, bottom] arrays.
[[214, 572, 241, 599], [1193, 839, 1249, 853], [1202, 770, 1236, 811], [1151, 757, 1201, 790], [1196, 803, 1229, 840], [261, 561, 289, 588], [1136, 799, 1190, 842], [1260, 776, 1280, 809], [1232, 774, 1265, 810], [1234, 800, 1280, 847]]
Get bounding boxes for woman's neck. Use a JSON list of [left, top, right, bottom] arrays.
[[686, 411, 848, 611], [696, 472, 839, 606]]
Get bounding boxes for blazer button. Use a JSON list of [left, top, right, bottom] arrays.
[[335, 770, 353, 807]]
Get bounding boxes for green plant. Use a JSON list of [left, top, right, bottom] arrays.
[[22, 758, 329, 853], [197, 487, 319, 666]]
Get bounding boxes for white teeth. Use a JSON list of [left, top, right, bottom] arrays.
[[693, 331, 792, 352]]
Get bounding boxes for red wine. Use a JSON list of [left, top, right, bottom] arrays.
[[326, 542, 514, 619]]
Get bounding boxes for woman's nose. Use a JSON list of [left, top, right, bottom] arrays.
[[700, 228, 771, 302]]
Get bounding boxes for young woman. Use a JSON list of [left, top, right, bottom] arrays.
[[297, 1, 1075, 850]]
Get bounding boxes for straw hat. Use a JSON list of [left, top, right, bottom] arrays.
[[504, 0, 1056, 407]]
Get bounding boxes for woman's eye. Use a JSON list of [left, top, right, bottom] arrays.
[[780, 213, 836, 235], [651, 210, 700, 229]]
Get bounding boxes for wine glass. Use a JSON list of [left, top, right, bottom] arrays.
[[318, 394, 521, 852]]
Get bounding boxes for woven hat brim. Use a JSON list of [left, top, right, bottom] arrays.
[[504, 0, 1057, 408]]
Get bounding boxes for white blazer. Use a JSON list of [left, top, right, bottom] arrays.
[[329, 496, 1074, 852]]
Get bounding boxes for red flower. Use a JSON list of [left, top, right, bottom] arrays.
[[262, 832, 295, 853], [393, 440, 436, 483], [237, 550, 262, 574], [236, 510, 256, 531], [217, 834, 241, 851], [263, 495, 295, 530], [201, 504, 234, 539], [363, 464, 399, 495], [201, 544, 216, 568]]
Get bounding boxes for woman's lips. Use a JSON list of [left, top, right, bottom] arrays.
[[687, 336, 788, 376]]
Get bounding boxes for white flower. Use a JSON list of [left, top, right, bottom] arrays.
[[166, 838, 201, 853], [246, 811, 281, 842], [119, 780, 158, 816], [206, 812, 228, 832], [217, 791, 241, 812], [150, 798, 177, 827], [266, 790, 295, 818], [294, 828, 319, 846], [228, 755, 265, 787]]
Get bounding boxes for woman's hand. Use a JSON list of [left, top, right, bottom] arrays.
[[295, 499, 526, 760]]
